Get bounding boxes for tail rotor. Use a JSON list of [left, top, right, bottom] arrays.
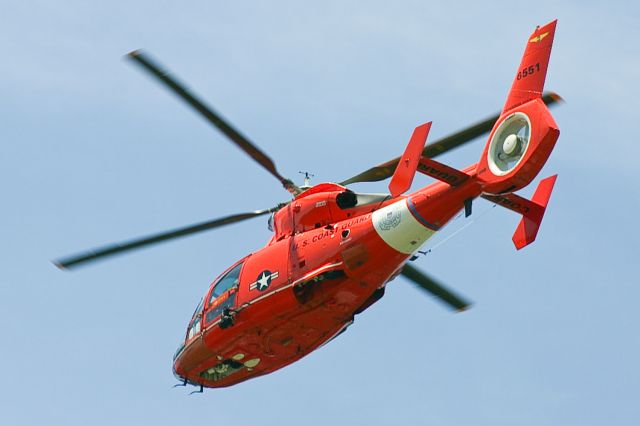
[[487, 112, 531, 176]]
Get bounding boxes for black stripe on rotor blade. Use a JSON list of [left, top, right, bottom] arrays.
[[400, 263, 471, 312], [340, 92, 563, 185], [126, 50, 297, 194], [54, 209, 273, 270]]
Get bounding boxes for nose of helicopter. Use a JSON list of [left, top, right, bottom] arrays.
[[173, 341, 185, 363], [172, 341, 190, 384], [171, 330, 210, 385]]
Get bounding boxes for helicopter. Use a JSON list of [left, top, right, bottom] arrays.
[[55, 20, 561, 390]]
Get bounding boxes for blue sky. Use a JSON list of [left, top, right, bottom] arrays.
[[1, 1, 639, 425]]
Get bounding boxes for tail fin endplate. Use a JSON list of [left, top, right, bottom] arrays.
[[389, 122, 432, 198], [482, 175, 558, 250], [512, 174, 557, 249]]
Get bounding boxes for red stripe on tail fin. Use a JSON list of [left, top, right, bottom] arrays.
[[503, 20, 557, 113]]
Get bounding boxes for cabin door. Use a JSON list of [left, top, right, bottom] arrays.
[[236, 238, 290, 306]]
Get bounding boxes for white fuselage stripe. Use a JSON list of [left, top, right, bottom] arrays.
[[372, 199, 435, 254]]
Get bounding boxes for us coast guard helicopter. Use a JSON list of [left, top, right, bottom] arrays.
[[56, 20, 562, 390]]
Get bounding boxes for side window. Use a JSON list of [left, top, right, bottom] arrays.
[[187, 317, 201, 340], [208, 262, 243, 305], [186, 297, 204, 341]]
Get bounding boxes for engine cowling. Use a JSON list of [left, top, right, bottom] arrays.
[[270, 184, 392, 240]]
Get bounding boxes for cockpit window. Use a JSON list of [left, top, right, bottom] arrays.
[[186, 298, 203, 341], [208, 262, 243, 305], [191, 298, 204, 319], [187, 317, 201, 340]]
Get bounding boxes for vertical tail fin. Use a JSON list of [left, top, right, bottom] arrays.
[[476, 20, 560, 195], [503, 20, 557, 113]]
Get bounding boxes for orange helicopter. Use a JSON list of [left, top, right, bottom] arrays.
[[56, 20, 561, 391]]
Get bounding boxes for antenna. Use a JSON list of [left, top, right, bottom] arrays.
[[298, 171, 315, 188]]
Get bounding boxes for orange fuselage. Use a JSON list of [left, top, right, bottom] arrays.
[[173, 171, 482, 388]]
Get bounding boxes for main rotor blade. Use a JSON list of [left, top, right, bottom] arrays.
[[400, 263, 471, 312], [54, 209, 274, 270], [127, 50, 299, 195], [340, 92, 563, 186]]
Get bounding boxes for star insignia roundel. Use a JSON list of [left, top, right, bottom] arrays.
[[249, 269, 279, 292], [256, 270, 273, 291]]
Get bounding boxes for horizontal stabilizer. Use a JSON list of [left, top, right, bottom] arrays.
[[417, 157, 471, 186], [482, 175, 557, 250]]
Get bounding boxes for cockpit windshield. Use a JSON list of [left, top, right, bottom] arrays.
[[208, 262, 243, 305], [183, 262, 244, 343], [191, 297, 204, 320]]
